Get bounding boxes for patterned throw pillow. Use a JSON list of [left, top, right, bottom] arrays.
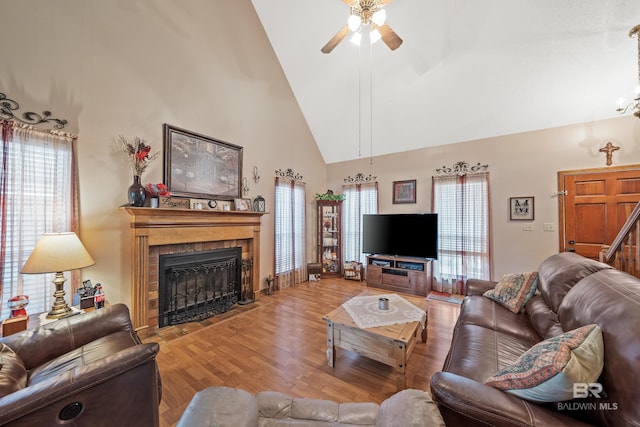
[[483, 272, 538, 313], [485, 324, 604, 402]]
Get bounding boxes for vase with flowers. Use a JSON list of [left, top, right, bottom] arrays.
[[119, 135, 160, 207], [145, 182, 170, 208]]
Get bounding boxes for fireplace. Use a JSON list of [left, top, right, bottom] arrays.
[[122, 207, 265, 333], [158, 247, 241, 327]]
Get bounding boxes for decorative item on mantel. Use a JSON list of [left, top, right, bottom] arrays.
[[253, 195, 266, 212], [118, 135, 159, 207], [145, 183, 170, 208]]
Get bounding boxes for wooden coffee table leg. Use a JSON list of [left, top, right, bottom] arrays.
[[421, 311, 428, 343], [326, 321, 336, 367], [394, 342, 407, 390]]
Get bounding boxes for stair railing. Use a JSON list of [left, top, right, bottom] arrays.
[[600, 201, 640, 277]]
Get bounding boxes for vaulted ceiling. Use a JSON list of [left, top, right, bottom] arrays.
[[251, 0, 640, 164]]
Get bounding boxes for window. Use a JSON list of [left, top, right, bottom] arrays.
[[274, 177, 306, 289], [342, 182, 378, 264], [432, 173, 491, 294], [0, 122, 77, 319]]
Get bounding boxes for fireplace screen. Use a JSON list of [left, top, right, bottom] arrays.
[[158, 247, 242, 327]]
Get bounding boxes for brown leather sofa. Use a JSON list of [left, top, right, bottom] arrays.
[[0, 303, 161, 427], [430, 252, 640, 426], [177, 386, 445, 426]]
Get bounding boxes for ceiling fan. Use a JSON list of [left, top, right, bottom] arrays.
[[321, 0, 403, 54]]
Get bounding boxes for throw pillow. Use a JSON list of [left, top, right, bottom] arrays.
[[0, 343, 28, 398], [485, 324, 604, 402], [483, 271, 538, 313]]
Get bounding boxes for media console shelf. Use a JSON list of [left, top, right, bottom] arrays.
[[366, 255, 433, 296]]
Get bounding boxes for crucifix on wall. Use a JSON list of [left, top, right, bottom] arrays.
[[599, 142, 620, 166]]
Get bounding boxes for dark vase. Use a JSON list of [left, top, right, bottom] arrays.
[[128, 175, 146, 207]]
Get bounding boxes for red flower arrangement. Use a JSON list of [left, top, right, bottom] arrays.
[[145, 182, 170, 197], [118, 135, 159, 176]]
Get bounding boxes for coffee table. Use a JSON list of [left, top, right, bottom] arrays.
[[322, 291, 428, 390]]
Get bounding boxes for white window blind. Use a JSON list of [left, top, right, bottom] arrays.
[[274, 177, 306, 288], [432, 173, 490, 293], [342, 182, 378, 265], [1, 124, 74, 319]]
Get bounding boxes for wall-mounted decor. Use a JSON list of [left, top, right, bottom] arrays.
[[163, 124, 243, 200], [0, 92, 68, 129], [392, 180, 416, 204], [509, 196, 534, 221]]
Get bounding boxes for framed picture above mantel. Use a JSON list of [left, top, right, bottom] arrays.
[[163, 124, 243, 200]]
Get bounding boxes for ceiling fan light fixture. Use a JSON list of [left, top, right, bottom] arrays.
[[370, 28, 381, 43], [350, 31, 362, 45], [617, 24, 640, 118], [348, 14, 362, 31], [372, 9, 386, 26]]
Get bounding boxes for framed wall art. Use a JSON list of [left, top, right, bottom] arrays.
[[509, 196, 534, 221], [392, 180, 417, 204], [163, 124, 243, 200]]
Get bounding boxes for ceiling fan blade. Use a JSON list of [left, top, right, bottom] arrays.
[[321, 25, 350, 54], [378, 0, 394, 5], [377, 23, 403, 50]]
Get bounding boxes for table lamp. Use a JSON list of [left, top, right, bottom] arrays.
[[20, 232, 95, 319]]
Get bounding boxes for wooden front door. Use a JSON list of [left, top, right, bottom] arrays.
[[558, 165, 640, 259]]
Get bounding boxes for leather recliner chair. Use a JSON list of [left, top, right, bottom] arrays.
[[0, 304, 161, 427]]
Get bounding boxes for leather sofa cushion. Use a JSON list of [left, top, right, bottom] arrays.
[[0, 344, 27, 398], [257, 391, 379, 425], [525, 294, 564, 340], [177, 386, 258, 427], [443, 323, 538, 383], [558, 269, 640, 426], [537, 252, 612, 313], [457, 296, 541, 343], [375, 389, 445, 427], [28, 330, 141, 386]]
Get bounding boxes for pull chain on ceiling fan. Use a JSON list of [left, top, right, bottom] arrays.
[[321, 0, 403, 54]]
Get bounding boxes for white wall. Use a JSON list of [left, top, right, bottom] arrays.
[[0, 1, 326, 307], [327, 116, 640, 279]]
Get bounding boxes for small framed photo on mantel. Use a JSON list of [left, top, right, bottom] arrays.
[[509, 196, 534, 221]]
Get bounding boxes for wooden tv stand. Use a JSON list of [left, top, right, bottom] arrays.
[[366, 255, 433, 296]]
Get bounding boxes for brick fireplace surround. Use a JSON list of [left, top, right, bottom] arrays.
[[122, 207, 265, 334]]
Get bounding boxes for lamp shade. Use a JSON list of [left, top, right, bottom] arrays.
[[21, 232, 95, 274]]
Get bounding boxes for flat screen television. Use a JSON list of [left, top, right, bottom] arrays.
[[362, 213, 438, 259]]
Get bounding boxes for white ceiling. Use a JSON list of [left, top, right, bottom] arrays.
[[251, 0, 640, 164]]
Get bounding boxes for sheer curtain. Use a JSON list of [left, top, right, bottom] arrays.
[[0, 121, 79, 319], [342, 182, 378, 264], [274, 176, 306, 289], [432, 172, 491, 294]]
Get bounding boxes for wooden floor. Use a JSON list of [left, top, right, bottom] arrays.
[[150, 278, 461, 427]]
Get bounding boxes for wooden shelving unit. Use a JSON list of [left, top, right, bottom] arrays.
[[317, 200, 342, 277]]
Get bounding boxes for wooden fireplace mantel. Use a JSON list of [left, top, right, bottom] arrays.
[[121, 207, 266, 330]]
